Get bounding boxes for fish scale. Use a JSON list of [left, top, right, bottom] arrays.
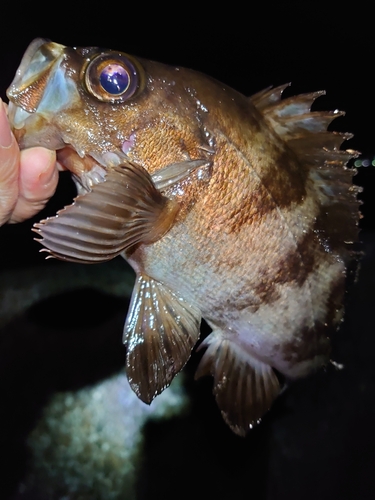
[[6, 38, 359, 435]]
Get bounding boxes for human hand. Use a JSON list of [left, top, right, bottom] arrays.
[[0, 98, 58, 225]]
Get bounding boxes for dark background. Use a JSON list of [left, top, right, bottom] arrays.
[[0, 1, 374, 499]]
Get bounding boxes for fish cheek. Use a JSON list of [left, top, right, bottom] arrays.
[[123, 119, 214, 217], [128, 119, 211, 174]]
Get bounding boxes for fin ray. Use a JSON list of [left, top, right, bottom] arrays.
[[33, 162, 179, 263], [249, 83, 291, 109], [272, 110, 345, 137], [250, 83, 360, 257], [124, 274, 201, 403], [251, 84, 358, 165], [152, 159, 211, 190], [262, 90, 326, 118], [196, 333, 280, 436]]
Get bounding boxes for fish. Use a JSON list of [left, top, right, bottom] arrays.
[[6, 38, 360, 436]]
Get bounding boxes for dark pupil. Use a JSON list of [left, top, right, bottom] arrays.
[[99, 64, 129, 95]]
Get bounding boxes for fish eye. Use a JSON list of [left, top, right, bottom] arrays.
[[84, 52, 141, 102]]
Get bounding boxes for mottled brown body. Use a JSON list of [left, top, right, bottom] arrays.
[[7, 39, 359, 434]]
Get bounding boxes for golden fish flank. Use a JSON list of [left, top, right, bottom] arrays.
[[7, 38, 359, 435]]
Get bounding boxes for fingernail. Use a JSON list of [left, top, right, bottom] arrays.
[[0, 98, 13, 148]]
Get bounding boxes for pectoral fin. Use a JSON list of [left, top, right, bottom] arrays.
[[33, 162, 179, 263], [124, 274, 201, 403], [196, 332, 280, 436], [151, 159, 211, 190]]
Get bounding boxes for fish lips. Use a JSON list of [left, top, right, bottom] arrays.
[[6, 38, 75, 151], [7, 38, 66, 114]]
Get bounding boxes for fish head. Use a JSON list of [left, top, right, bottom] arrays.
[[6, 39, 215, 262], [7, 38, 213, 190]]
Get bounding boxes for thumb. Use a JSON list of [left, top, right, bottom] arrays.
[[0, 99, 20, 225], [9, 146, 58, 223]]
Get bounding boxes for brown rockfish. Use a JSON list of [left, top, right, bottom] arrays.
[[6, 38, 359, 435]]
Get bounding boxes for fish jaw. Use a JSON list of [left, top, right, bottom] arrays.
[[7, 38, 66, 114], [7, 39, 78, 151], [7, 39, 133, 170]]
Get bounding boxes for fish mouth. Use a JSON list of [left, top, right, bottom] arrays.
[[55, 146, 130, 194], [9, 120, 112, 194], [7, 38, 66, 114], [56, 147, 98, 174], [7, 38, 80, 150]]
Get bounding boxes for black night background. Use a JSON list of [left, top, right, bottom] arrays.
[[0, 2, 374, 499]]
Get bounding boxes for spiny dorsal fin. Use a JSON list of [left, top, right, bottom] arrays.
[[124, 274, 201, 403], [196, 332, 280, 436], [250, 84, 357, 168], [249, 83, 291, 110], [251, 84, 361, 254]]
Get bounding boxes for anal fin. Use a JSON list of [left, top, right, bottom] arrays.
[[195, 332, 280, 436], [124, 274, 201, 403]]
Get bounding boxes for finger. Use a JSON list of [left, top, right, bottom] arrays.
[[0, 99, 20, 225], [9, 147, 58, 223]]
